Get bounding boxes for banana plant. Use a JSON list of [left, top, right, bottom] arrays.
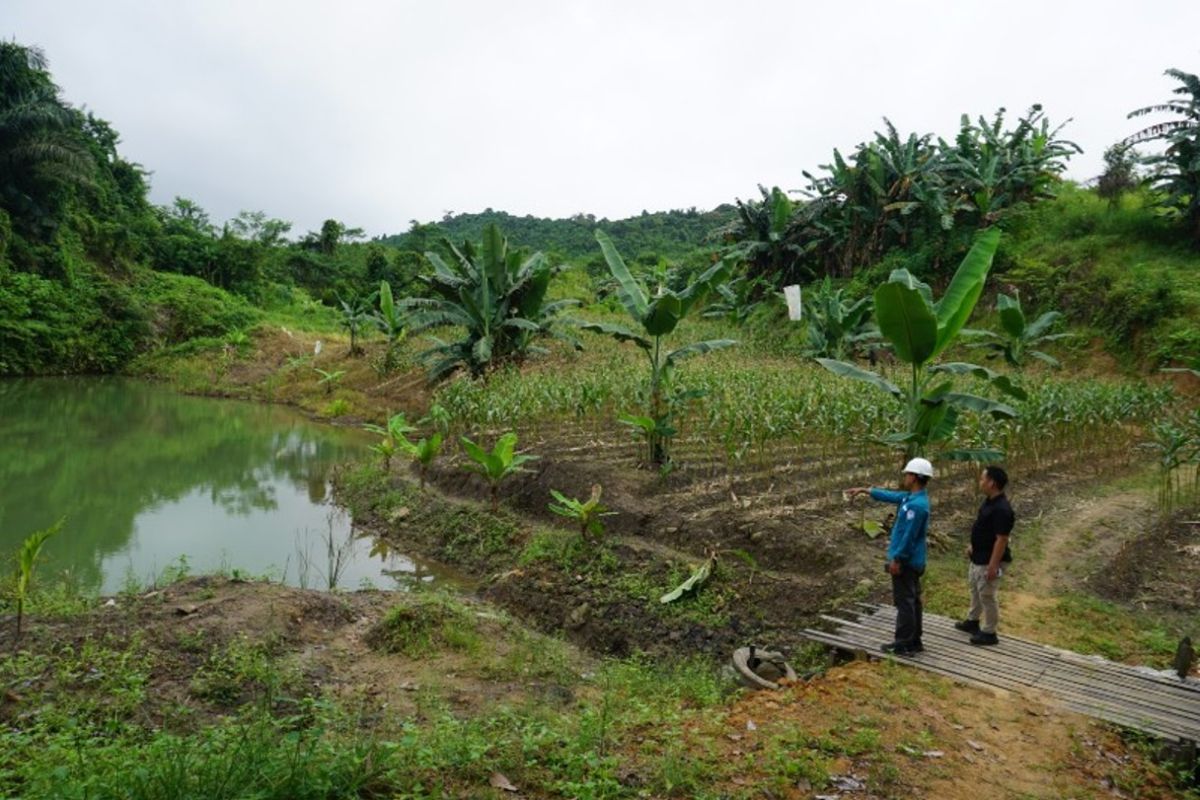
[[363, 413, 418, 470], [719, 185, 809, 283], [802, 277, 879, 360], [12, 518, 63, 644], [967, 292, 1072, 368], [313, 367, 345, 396], [335, 291, 373, 356], [461, 432, 538, 512], [703, 275, 767, 325], [374, 280, 407, 373], [581, 230, 736, 466], [402, 224, 579, 381], [548, 484, 616, 542], [401, 432, 443, 491], [817, 228, 1024, 460]]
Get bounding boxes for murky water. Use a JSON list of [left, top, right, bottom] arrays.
[[0, 378, 448, 593]]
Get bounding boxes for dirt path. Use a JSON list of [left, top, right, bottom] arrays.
[[715, 660, 1181, 800], [1006, 484, 1155, 620]]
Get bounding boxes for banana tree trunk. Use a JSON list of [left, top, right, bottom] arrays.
[[649, 338, 666, 466]]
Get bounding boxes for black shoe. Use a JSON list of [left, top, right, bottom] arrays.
[[881, 640, 922, 655], [954, 619, 981, 634], [969, 632, 999, 646]]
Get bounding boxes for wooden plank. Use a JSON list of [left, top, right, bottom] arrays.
[[803, 631, 1198, 741], [847, 607, 1200, 698], [835, 615, 1200, 714], [819, 617, 1200, 726], [859, 603, 1200, 694], [804, 609, 1200, 743]]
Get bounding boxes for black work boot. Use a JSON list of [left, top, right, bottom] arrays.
[[881, 640, 921, 655], [969, 631, 999, 646], [954, 619, 981, 633]]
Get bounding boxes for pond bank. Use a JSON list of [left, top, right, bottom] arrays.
[[2, 575, 1190, 799]]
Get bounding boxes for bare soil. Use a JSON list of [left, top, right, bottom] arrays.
[[712, 659, 1184, 800], [3, 577, 586, 729]]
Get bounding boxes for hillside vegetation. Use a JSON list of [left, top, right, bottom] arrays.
[[3, 38, 1199, 375]]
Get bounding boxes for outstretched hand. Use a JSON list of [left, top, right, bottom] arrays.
[[845, 486, 871, 498]]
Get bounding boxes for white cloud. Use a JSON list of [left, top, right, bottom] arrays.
[[8, 0, 1200, 235]]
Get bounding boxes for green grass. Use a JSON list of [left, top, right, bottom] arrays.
[[367, 592, 483, 657], [1003, 185, 1200, 367]]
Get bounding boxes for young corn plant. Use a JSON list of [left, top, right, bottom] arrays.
[[816, 228, 1024, 461], [548, 484, 616, 543], [1141, 418, 1196, 511], [618, 387, 706, 469], [11, 518, 63, 645], [581, 229, 735, 467], [420, 403, 452, 436], [461, 432, 538, 512]]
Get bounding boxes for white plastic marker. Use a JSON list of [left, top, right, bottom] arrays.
[[783, 284, 803, 321]]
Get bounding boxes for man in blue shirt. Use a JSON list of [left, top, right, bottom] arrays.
[[847, 457, 933, 655]]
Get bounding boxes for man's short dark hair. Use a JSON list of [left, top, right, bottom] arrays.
[[984, 465, 1008, 491], [911, 473, 930, 487]]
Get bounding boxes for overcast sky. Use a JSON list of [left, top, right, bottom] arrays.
[[8, 1, 1200, 237]]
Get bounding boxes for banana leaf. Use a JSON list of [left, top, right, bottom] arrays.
[[940, 447, 1005, 462], [644, 294, 683, 336], [595, 229, 648, 321], [929, 362, 1027, 400], [660, 555, 715, 603], [931, 227, 1001, 360], [944, 392, 1017, 419], [1029, 350, 1061, 367], [996, 293, 1026, 338], [665, 339, 737, 366], [815, 358, 902, 397], [1025, 311, 1067, 340], [874, 280, 937, 365], [577, 321, 652, 351]]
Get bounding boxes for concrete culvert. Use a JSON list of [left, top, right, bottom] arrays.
[[731, 645, 798, 690]]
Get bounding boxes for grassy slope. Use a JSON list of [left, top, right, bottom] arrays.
[[1000, 185, 1200, 368]]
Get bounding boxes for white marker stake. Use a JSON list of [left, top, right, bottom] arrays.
[[783, 284, 803, 321]]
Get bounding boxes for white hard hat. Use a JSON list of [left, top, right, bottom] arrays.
[[903, 457, 934, 478]]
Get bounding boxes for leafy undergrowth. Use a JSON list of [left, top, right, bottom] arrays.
[[2, 576, 1193, 800], [1002, 186, 1200, 369]]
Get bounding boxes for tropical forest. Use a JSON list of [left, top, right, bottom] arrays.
[[2, 27, 1200, 800]]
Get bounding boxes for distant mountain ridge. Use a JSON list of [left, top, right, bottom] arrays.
[[377, 205, 738, 261]]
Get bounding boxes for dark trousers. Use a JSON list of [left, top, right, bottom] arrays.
[[891, 564, 924, 644]]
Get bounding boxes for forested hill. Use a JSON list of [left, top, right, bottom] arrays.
[[377, 206, 737, 260]]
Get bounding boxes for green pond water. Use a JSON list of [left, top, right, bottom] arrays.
[[0, 378, 446, 594]]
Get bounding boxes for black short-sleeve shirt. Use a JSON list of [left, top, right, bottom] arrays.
[[970, 493, 1014, 565]]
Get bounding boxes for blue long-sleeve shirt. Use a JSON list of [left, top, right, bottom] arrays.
[[869, 487, 929, 569]]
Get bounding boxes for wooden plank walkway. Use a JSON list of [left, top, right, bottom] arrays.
[[802, 603, 1200, 743]]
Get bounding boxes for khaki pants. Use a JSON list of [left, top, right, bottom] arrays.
[[967, 563, 1002, 634]]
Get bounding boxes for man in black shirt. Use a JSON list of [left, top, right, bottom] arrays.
[[954, 465, 1014, 646]]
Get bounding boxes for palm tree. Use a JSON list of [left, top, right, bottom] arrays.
[[1125, 69, 1200, 242], [0, 42, 93, 237]]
